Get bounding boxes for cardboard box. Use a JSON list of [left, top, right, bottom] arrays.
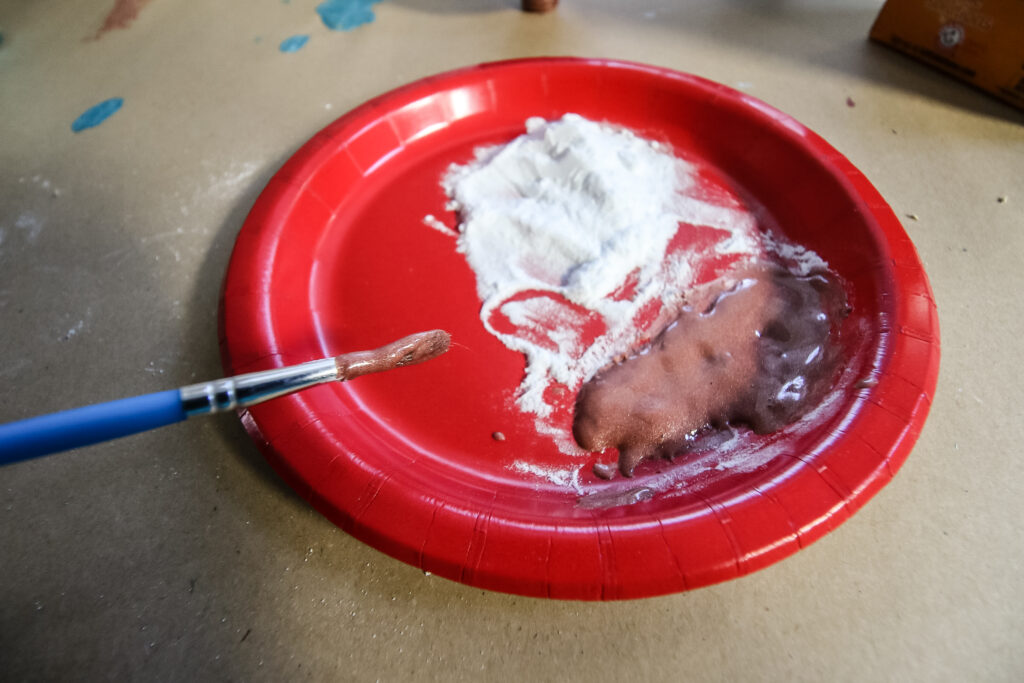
[[869, 0, 1024, 111]]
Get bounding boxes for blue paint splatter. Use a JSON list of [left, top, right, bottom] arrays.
[[71, 98, 123, 133], [316, 0, 382, 31], [279, 34, 309, 52]]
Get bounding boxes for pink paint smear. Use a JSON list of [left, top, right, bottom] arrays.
[[93, 0, 153, 40]]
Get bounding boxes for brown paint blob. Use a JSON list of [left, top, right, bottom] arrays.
[[573, 263, 847, 476]]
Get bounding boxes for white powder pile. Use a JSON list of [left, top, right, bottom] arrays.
[[433, 114, 766, 450], [446, 114, 687, 309]]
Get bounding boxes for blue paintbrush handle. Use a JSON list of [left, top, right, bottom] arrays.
[[0, 390, 186, 465], [0, 330, 448, 466], [0, 356, 341, 466]]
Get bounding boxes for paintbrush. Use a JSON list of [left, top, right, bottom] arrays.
[[0, 330, 450, 465]]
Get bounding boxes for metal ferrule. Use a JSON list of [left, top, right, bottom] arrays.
[[179, 357, 339, 417]]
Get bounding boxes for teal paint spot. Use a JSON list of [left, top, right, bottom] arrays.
[[279, 34, 309, 52], [316, 0, 382, 31], [71, 98, 123, 133]]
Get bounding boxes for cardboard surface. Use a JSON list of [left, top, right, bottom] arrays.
[[870, 0, 1024, 110], [1, 0, 1022, 679]]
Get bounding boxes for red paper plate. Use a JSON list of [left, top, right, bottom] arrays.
[[220, 58, 940, 600]]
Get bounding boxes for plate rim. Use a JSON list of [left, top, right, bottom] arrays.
[[220, 57, 941, 600]]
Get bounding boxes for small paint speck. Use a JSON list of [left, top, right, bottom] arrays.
[[317, 0, 382, 31], [846, 97, 856, 107], [93, 0, 153, 40], [71, 97, 123, 132], [254, 35, 263, 43], [906, 213, 919, 221], [279, 34, 309, 52], [997, 195, 1007, 203], [492, 431, 505, 442]]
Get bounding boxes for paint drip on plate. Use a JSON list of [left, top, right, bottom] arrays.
[[432, 114, 845, 486]]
